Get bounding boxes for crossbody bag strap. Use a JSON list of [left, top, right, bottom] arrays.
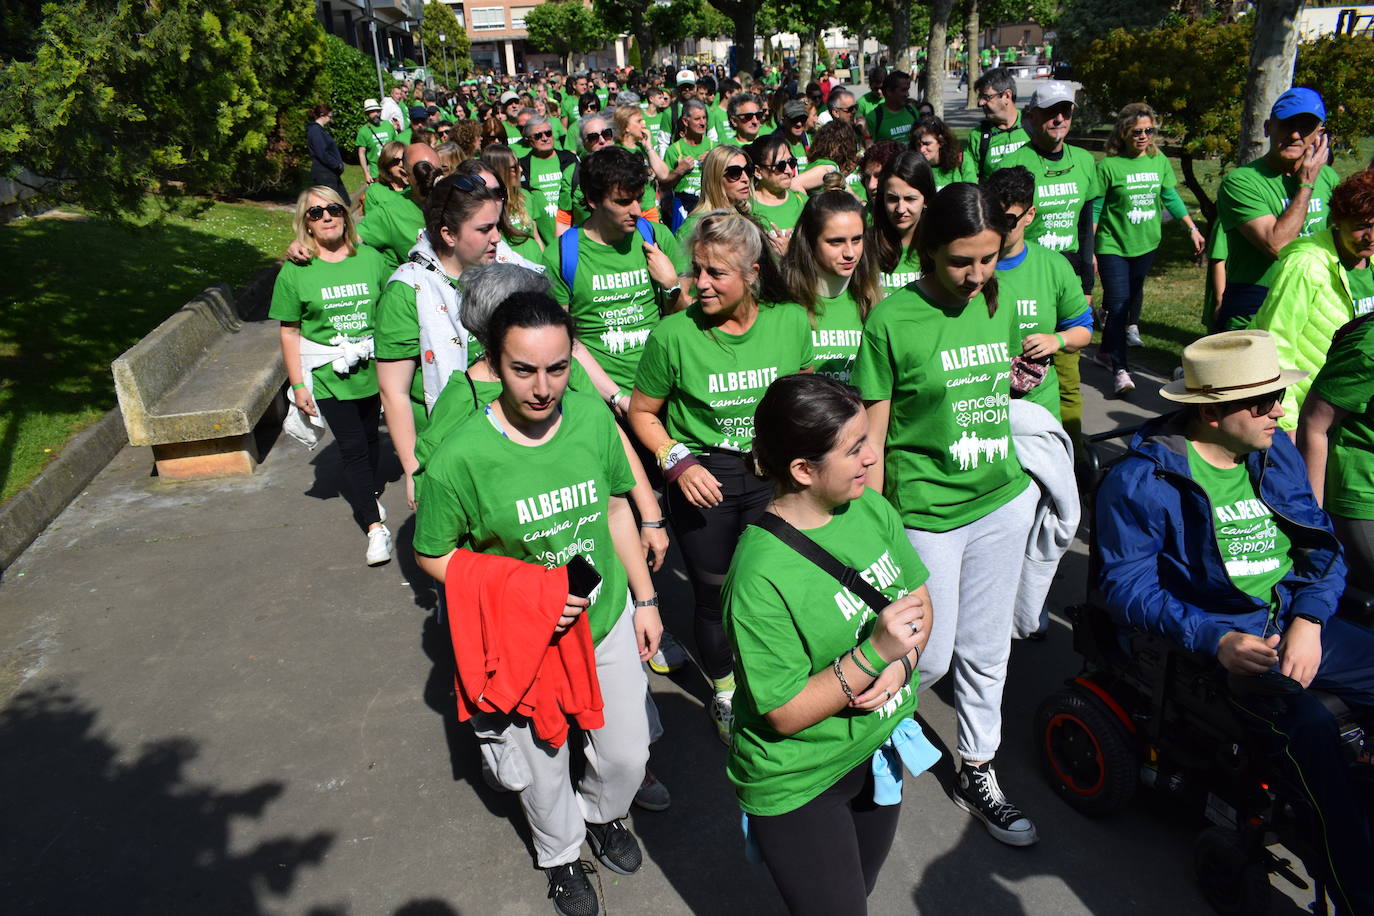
[[751, 512, 889, 614]]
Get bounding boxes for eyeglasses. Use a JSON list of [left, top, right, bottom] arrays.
[[831, 105, 857, 115], [384, 157, 404, 169], [1131, 127, 1156, 137], [529, 129, 554, 140], [1227, 389, 1286, 418], [305, 203, 346, 221], [734, 111, 762, 122], [764, 157, 799, 173], [788, 116, 808, 126], [1003, 207, 1030, 225], [438, 173, 503, 215], [722, 163, 757, 181], [977, 91, 1007, 103], [584, 127, 614, 145]]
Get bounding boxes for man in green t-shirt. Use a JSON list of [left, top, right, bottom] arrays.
[[1097, 329, 1374, 914], [724, 92, 765, 148], [355, 99, 397, 185], [856, 66, 886, 119], [1216, 87, 1339, 330], [519, 115, 578, 225], [776, 99, 813, 169], [966, 68, 1030, 179], [864, 70, 920, 145], [542, 147, 688, 400], [561, 74, 589, 126]]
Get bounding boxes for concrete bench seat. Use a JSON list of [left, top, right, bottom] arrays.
[[112, 282, 285, 480]]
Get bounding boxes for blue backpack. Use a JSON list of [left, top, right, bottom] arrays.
[[558, 217, 658, 293]]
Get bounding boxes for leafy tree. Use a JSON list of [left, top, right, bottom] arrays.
[[0, 0, 323, 215], [765, 0, 845, 79], [419, 0, 472, 87], [647, 0, 729, 60], [1294, 34, 1374, 161], [1056, 0, 1177, 63], [524, 0, 611, 73], [708, 0, 764, 76], [594, 0, 654, 72], [320, 34, 391, 154]]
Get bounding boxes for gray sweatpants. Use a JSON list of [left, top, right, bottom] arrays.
[[471, 600, 650, 868], [906, 483, 1037, 762]]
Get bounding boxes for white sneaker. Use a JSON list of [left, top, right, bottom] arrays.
[[376, 498, 387, 524], [1113, 369, 1135, 396], [710, 690, 734, 745], [1126, 324, 1142, 347], [366, 525, 393, 566]]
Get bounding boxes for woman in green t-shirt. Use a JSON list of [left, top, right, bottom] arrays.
[[781, 190, 881, 382], [795, 120, 862, 197], [747, 133, 808, 255], [676, 145, 754, 243], [911, 116, 975, 189], [867, 151, 935, 297], [360, 140, 409, 212], [269, 187, 393, 566], [481, 144, 551, 261], [852, 182, 1040, 849], [629, 211, 813, 743], [413, 293, 661, 916], [723, 373, 932, 915], [611, 104, 676, 223]]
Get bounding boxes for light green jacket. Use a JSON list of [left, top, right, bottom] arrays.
[[1253, 229, 1355, 431]]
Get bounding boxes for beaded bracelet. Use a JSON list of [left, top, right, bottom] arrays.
[[832, 656, 856, 702]]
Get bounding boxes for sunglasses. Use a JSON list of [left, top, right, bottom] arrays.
[[384, 157, 404, 169], [788, 116, 808, 126], [723, 163, 757, 181], [1003, 207, 1030, 225], [1130, 127, 1157, 137], [305, 203, 346, 221], [1228, 389, 1286, 418], [438, 173, 503, 214], [765, 157, 799, 172], [1043, 162, 1077, 179], [977, 91, 1007, 103], [529, 129, 554, 140], [584, 127, 614, 145], [831, 105, 857, 115], [734, 111, 762, 122]]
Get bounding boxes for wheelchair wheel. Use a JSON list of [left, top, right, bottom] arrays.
[[1034, 686, 1136, 816], [1193, 826, 1270, 915]]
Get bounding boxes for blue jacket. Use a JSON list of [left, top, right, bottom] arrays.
[[1095, 412, 1346, 656]]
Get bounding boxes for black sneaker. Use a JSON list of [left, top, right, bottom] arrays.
[[545, 861, 599, 916], [954, 760, 1039, 847], [585, 818, 643, 876]]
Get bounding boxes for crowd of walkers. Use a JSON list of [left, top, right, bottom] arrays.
[[276, 62, 1374, 915]]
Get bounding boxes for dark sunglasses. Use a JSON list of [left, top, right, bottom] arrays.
[[788, 116, 808, 126], [1228, 389, 1286, 418], [765, 157, 799, 172], [722, 163, 757, 181], [383, 157, 404, 169], [529, 129, 554, 140], [734, 111, 762, 122], [438, 173, 503, 213], [1130, 127, 1156, 137], [305, 203, 346, 221], [831, 105, 857, 115], [584, 127, 614, 144], [1003, 207, 1030, 225]]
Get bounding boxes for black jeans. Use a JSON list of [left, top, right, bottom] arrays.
[[316, 393, 382, 530], [666, 450, 771, 679], [749, 759, 901, 916]]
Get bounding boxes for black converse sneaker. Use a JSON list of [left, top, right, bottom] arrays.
[[545, 861, 599, 916], [585, 818, 643, 875], [954, 760, 1039, 847]]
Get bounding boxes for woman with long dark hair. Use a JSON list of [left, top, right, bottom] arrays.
[[852, 182, 1039, 849], [912, 116, 976, 189], [867, 151, 936, 296]]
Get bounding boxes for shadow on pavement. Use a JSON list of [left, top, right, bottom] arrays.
[[0, 683, 332, 914]]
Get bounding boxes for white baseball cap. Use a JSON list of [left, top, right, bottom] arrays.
[[675, 69, 697, 86], [1028, 81, 1076, 109]]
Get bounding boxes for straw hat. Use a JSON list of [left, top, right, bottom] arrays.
[[1160, 330, 1307, 403]]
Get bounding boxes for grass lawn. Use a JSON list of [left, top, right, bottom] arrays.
[[0, 200, 294, 505]]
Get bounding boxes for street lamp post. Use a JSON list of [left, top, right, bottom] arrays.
[[439, 32, 449, 86]]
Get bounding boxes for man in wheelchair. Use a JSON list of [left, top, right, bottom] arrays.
[[1095, 330, 1374, 914]]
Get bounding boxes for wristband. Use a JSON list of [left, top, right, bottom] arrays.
[[659, 441, 693, 472], [849, 647, 879, 678], [607, 388, 624, 408], [1053, 332, 1067, 350], [1294, 612, 1323, 628], [663, 454, 701, 484], [633, 594, 659, 607], [1300, 182, 1316, 190], [291, 382, 307, 391], [858, 638, 890, 673], [639, 519, 665, 529], [655, 438, 682, 466]]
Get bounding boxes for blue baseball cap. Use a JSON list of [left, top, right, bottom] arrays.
[[1270, 87, 1325, 121], [408, 105, 429, 122]]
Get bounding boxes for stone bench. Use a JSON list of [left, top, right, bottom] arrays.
[[111, 282, 285, 480]]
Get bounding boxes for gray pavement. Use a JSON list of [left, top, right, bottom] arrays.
[[0, 347, 1315, 915]]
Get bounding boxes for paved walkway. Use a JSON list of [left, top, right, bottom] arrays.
[[1, 347, 1313, 915]]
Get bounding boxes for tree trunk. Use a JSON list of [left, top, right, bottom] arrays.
[[1180, 152, 1216, 224], [890, 1, 912, 71], [711, 0, 757, 77], [1237, 0, 1302, 165], [923, 0, 956, 118], [799, 29, 817, 84], [964, 0, 980, 109]]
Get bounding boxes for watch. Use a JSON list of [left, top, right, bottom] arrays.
[[633, 594, 659, 607], [1294, 612, 1324, 628]]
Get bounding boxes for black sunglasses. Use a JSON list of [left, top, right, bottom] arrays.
[[584, 127, 614, 144], [765, 157, 799, 172], [788, 116, 808, 126], [1228, 389, 1286, 418], [734, 111, 762, 122], [1130, 127, 1157, 137], [723, 163, 756, 181], [529, 129, 554, 140], [383, 157, 404, 169], [305, 203, 346, 221], [438, 173, 503, 214], [831, 105, 857, 115]]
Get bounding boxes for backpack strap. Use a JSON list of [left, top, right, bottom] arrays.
[[636, 216, 654, 245], [518, 151, 534, 191], [978, 119, 995, 175], [751, 513, 890, 614], [559, 226, 581, 292]]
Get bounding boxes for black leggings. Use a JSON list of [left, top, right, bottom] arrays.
[[316, 393, 382, 530], [749, 760, 901, 916], [1332, 513, 1374, 593], [666, 451, 771, 679]]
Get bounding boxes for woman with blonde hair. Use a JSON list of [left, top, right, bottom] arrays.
[[612, 103, 677, 222], [675, 144, 754, 243], [1095, 102, 1206, 394], [629, 210, 813, 742], [269, 186, 392, 564]]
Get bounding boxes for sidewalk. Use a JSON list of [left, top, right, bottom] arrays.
[[0, 351, 1308, 914]]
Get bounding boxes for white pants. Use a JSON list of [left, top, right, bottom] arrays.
[[472, 601, 650, 867], [906, 484, 1037, 762]]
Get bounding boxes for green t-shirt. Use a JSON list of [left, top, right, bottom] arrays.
[[375, 269, 459, 430], [413, 391, 637, 645], [356, 185, 424, 268], [542, 221, 688, 390], [931, 155, 977, 190], [633, 301, 813, 452], [708, 107, 731, 145], [996, 242, 1089, 419], [878, 246, 922, 297], [1186, 443, 1294, 605], [865, 103, 920, 145], [1310, 315, 1374, 520], [519, 186, 557, 246], [808, 289, 864, 382], [560, 94, 580, 124], [664, 137, 713, 198], [752, 191, 807, 237], [525, 151, 570, 212], [804, 159, 866, 201], [1218, 159, 1339, 287], [355, 120, 397, 174], [997, 143, 1103, 253], [965, 115, 1030, 179], [722, 488, 927, 816], [788, 139, 810, 171], [1347, 265, 1374, 317], [857, 90, 883, 118], [1095, 152, 1177, 257], [644, 109, 672, 152], [852, 283, 1030, 531], [503, 119, 522, 141], [267, 245, 389, 400]]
